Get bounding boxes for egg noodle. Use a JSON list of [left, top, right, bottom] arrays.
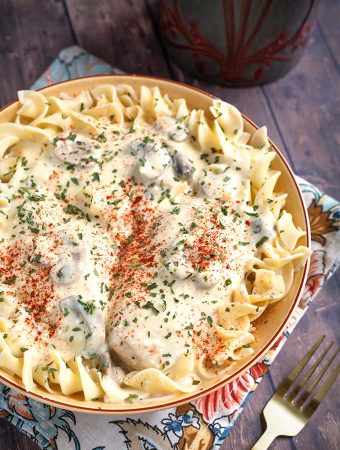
[[0, 85, 310, 403]]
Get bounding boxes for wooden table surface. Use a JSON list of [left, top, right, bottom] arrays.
[[0, 1, 339, 449]]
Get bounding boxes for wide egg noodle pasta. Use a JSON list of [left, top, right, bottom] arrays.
[[0, 84, 310, 402], [123, 368, 196, 394], [278, 210, 306, 252]]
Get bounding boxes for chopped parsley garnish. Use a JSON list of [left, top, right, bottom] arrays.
[[142, 301, 160, 315], [92, 172, 100, 182], [170, 206, 181, 215], [67, 132, 77, 141], [27, 193, 45, 202], [95, 132, 107, 143], [190, 222, 197, 231], [30, 254, 42, 263], [125, 394, 138, 403], [78, 298, 96, 314], [206, 316, 213, 326], [221, 206, 228, 216], [71, 177, 79, 185], [63, 204, 84, 215], [256, 236, 269, 248]]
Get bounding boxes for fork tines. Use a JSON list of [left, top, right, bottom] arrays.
[[278, 335, 340, 416]]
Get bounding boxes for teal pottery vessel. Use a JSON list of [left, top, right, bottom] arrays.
[[159, 0, 319, 86]]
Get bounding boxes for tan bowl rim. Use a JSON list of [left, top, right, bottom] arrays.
[[0, 74, 311, 414]]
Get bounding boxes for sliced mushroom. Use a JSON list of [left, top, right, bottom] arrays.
[[95, 343, 113, 374], [171, 151, 192, 179], [50, 259, 82, 285], [50, 230, 86, 286], [54, 134, 99, 167], [251, 218, 262, 234], [60, 295, 86, 322], [60, 295, 111, 370], [127, 137, 171, 180], [128, 138, 152, 156]]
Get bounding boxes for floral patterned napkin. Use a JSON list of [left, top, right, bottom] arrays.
[[1, 46, 339, 450]]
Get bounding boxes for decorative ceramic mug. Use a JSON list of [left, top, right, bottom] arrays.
[[159, 0, 318, 86]]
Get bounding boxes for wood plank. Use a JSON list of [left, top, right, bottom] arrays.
[[0, 0, 74, 107], [262, 25, 340, 199], [318, 0, 340, 70], [223, 374, 291, 450], [263, 273, 340, 450], [0, 418, 38, 450], [65, 0, 170, 77]]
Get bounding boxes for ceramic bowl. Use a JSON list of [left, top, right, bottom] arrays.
[[0, 75, 310, 413]]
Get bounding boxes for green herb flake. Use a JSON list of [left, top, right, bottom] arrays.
[[256, 236, 269, 248], [125, 394, 138, 403], [170, 206, 180, 215], [221, 206, 228, 216], [142, 301, 160, 315], [206, 316, 213, 326]]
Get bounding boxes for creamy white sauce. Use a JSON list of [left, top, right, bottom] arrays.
[[0, 116, 276, 386]]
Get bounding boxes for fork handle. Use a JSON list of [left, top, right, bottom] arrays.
[[251, 428, 279, 450]]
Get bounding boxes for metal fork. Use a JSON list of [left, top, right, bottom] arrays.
[[252, 335, 339, 450]]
